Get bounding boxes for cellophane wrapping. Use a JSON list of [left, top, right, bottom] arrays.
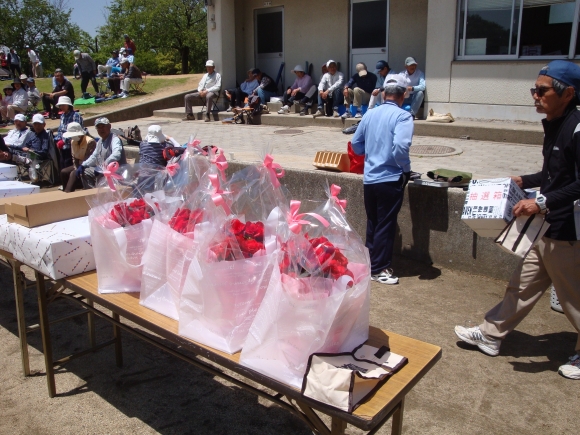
[[88, 163, 165, 293], [140, 144, 221, 319], [178, 150, 289, 354], [240, 184, 370, 388]]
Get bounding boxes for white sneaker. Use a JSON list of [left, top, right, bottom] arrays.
[[550, 285, 564, 313], [120, 92, 128, 99], [312, 109, 325, 118], [454, 325, 501, 356], [354, 112, 362, 119], [278, 105, 289, 114], [558, 355, 580, 379], [371, 269, 399, 285], [341, 112, 352, 119]]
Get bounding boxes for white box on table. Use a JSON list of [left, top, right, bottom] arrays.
[[9, 216, 95, 279], [0, 180, 40, 198], [0, 163, 18, 181], [0, 214, 15, 253], [461, 178, 526, 238]]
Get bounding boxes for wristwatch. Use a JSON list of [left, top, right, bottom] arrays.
[[535, 194, 548, 213]]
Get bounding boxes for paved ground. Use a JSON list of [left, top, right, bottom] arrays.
[[0, 257, 577, 435], [93, 115, 544, 179]]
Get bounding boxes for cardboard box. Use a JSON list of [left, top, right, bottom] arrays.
[[461, 178, 526, 238], [7, 189, 98, 228], [0, 180, 40, 199], [10, 216, 95, 279], [0, 163, 18, 181]]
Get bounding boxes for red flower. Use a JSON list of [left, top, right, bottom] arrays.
[[244, 221, 264, 242], [108, 199, 154, 227], [210, 219, 266, 261], [230, 219, 245, 235], [169, 208, 204, 234]]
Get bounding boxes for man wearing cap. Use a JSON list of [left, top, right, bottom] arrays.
[[42, 69, 75, 118], [27, 46, 39, 78], [73, 50, 99, 97], [60, 122, 96, 192], [3, 114, 32, 149], [342, 63, 377, 119], [0, 78, 28, 122], [368, 61, 391, 110], [26, 77, 41, 108], [98, 50, 121, 78], [224, 69, 259, 111], [54, 96, 83, 169], [139, 125, 174, 166], [9, 114, 49, 182], [251, 68, 278, 105], [455, 60, 580, 380], [351, 75, 413, 286], [278, 65, 315, 115], [313, 60, 345, 118], [118, 58, 143, 99], [123, 34, 137, 54], [77, 117, 124, 189], [400, 57, 425, 119], [184, 60, 222, 121]]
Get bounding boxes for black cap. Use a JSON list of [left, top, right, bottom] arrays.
[[375, 60, 390, 72], [251, 68, 261, 76]]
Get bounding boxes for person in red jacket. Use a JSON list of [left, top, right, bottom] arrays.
[[123, 34, 136, 54]]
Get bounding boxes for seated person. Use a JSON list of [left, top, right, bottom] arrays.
[[118, 58, 143, 98], [185, 60, 222, 121], [368, 60, 390, 110], [76, 117, 123, 189], [251, 68, 278, 104], [225, 69, 259, 111], [139, 125, 174, 166], [60, 122, 96, 192], [313, 60, 344, 118], [8, 114, 49, 182], [0, 85, 14, 124], [0, 135, 12, 162], [19, 74, 29, 91], [342, 63, 377, 119], [97, 50, 121, 77], [42, 69, 75, 119], [26, 77, 41, 108], [0, 78, 28, 123], [278, 65, 316, 116], [400, 57, 425, 119], [3, 114, 31, 150], [54, 96, 83, 169]]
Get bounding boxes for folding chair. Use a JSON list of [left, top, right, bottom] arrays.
[[130, 73, 147, 94], [200, 92, 220, 113], [16, 130, 61, 185]]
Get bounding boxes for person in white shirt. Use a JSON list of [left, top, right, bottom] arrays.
[[26, 77, 41, 108], [0, 78, 28, 122], [3, 114, 32, 148], [313, 60, 345, 118], [27, 46, 39, 78], [184, 60, 222, 122], [400, 57, 426, 119]]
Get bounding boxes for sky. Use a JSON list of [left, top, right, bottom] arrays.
[[68, 0, 110, 37]]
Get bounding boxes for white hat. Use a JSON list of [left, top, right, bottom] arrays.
[[120, 57, 130, 64], [145, 125, 166, 143], [56, 96, 73, 107], [120, 47, 127, 54], [62, 122, 85, 138], [73, 50, 81, 58], [32, 114, 45, 124], [384, 74, 409, 89], [326, 60, 337, 68], [405, 56, 417, 66], [292, 65, 305, 73], [19, 74, 28, 80], [94, 117, 110, 126], [205, 60, 215, 67], [356, 63, 367, 77], [14, 114, 26, 122]]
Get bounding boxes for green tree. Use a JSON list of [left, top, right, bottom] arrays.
[[0, 0, 94, 74], [97, 0, 207, 74]]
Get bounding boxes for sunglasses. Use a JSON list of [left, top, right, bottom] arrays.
[[530, 86, 554, 97]]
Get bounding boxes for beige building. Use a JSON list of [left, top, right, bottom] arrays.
[[207, 0, 580, 123]]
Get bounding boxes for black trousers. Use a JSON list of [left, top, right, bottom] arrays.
[[283, 89, 314, 108], [10, 64, 21, 77], [81, 71, 99, 94], [59, 147, 73, 170], [226, 88, 248, 108], [363, 179, 404, 274], [42, 95, 59, 114]]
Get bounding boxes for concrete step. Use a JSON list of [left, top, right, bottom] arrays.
[[151, 106, 544, 144]]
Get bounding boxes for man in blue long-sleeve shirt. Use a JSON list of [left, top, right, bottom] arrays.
[[351, 75, 413, 285]]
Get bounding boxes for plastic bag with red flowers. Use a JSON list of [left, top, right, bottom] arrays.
[[240, 184, 371, 389], [178, 149, 289, 354], [141, 146, 229, 320], [88, 162, 166, 293]]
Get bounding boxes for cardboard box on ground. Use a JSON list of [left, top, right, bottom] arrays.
[[461, 178, 526, 238]]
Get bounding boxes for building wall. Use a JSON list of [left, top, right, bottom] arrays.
[[388, 0, 428, 74]]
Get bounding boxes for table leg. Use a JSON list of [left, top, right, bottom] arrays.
[[35, 271, 56, 397], [391, 398, 405, 435], [12, 260, 30, 377], [86, 299, 96, 348], [331, 418, 347, 435], [112, 312, 123, 368]]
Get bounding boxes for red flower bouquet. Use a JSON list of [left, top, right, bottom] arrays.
[[168, 207, 205, 235], [209, 219, 266, 261], [109, 198, 158, 227]]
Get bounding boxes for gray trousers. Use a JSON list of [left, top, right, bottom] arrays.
[[184, 91, 217, 114]]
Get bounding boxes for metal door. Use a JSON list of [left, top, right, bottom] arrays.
[[350, 0, 389, 75], [255, 6, 284, 89]]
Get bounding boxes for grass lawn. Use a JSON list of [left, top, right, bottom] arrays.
[[34, 77, 188, 97]]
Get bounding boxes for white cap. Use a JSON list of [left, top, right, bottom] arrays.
[[405, 56, 417, 66], [32, 114, 45, 124], [73, 50, 81, 58], [14, 114, 27, 122], [56, 96, 73, 107], [205, 60, 215, 67], [145, 125, 166, 143], [63, 122, 85, 138], [291, 65, 305, 73], [356, 63, 367, 77], [384, 74, 409, 89], [94, 117, 110, 126], [326, 60, 337, 68], [120, 57, 130, 64]]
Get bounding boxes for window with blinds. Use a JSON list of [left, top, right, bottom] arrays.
[[456, 0, 580, 59]]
